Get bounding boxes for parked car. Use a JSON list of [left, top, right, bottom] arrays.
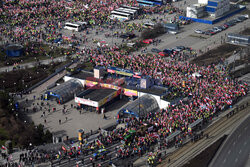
[[120, 33, 136, 39], [229, 20, 237, 25], [237, 16, 247, 22], [173, 46, 185, 52], [224, 21, 235, 27], [158, 52, 169, 57], [212, 27, 222, 32], [219, 25, 227, 30], [204, 30, 216, 36], [241, 14, 249, 19], [142, 39, 153, 44], [151, 48, 161, 53], [194, 29, 204, 34], [163, 48, 174, 54]]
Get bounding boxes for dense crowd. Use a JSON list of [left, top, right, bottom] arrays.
[[0, 0, 183, 45], [0, 0, 248, 166]]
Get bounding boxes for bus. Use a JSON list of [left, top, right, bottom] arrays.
[[109, 11, 132, 21], [64, 22, 87, 31], [147, 0, 163, 5], [120, 5, 142, 14], [120, 5, 140, 11], [114, 8, 137, 19], [136, 0, 155, 7]]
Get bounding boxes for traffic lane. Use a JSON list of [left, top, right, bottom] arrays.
[[211, 115, 250, 167]]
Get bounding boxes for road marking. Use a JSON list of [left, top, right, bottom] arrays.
[[228, 150, 231, 154], [223, 158, 227, 163], [239, 150, 242, 154], [233, 142, 235, 146], [235, 158, 238, 163]]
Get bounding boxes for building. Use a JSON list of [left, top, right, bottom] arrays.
[[205, 0, 230, 18], [187, 4, 206, 18], [75, 84, 121, 112], [118, 94, 160, 119], [227, 33, 250, 46], [187, 0, 230, 18], [45, 79, 84, 104]]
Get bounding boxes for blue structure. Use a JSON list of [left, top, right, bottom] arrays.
[[179, 5, 246, 24], [6, 44, 24, 57]]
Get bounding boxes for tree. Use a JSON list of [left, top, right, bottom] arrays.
[[141, 23, 166, 39]]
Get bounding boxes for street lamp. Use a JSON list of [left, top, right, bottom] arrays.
[[14, 82, 16, 92], [2, 80, 5, 89]]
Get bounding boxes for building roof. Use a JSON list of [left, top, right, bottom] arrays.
[[77, 86, 116, 102], [119, 94, 160, 118], [70, 71, 94, 80], [48, 79, 83, 102]]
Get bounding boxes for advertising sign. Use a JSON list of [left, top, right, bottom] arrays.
[[75, 97, 98, 107], [107, 67, 134, 77], [124, 88, 137, 96], [98, 90, 119, 107], [86, 80, 98, 87]]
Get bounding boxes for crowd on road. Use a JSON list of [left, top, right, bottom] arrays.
[[0, 0, 184, 46]]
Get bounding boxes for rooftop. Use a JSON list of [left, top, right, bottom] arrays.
[[77, 86, 116, 102], [70, 71, 94, 80]]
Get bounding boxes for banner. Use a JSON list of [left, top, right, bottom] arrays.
[[75, 97, 98, 107], [124, 88, 137, 96], [107, 67, 134, 77], [86, 80, 98, 87], [98, 90, 119, 107]]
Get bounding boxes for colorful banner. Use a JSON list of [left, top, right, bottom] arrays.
[[124, 88, 137, 96], [100, 83, 119, 90], [107, 67, 134, 77], [86, 80, 98, 87], [98, 89, 120, 107]]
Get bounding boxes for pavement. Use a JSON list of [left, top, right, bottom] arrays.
[[209, 114, 250, 167]]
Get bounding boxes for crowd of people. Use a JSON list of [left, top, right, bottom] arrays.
[[0, 0, 183, 46], [0, 0, 249, 166]]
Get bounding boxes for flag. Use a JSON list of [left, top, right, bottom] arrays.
[[1, 145, 6, 150]]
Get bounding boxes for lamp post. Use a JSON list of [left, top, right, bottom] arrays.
[[14, 82, 16, 92], [2, 80, 5, 90]]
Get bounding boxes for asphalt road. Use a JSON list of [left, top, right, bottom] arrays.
[[209, 114, 250, 167]]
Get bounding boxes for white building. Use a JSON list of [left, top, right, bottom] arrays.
[[187, 4, 206, 18], [187, 0, 230, 18]]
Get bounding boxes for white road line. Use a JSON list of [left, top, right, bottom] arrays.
[[235, 158, 238, 163], [228, 150, 231, 154], [223, 159, 227, 163], [239, 150, 242, 154]]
